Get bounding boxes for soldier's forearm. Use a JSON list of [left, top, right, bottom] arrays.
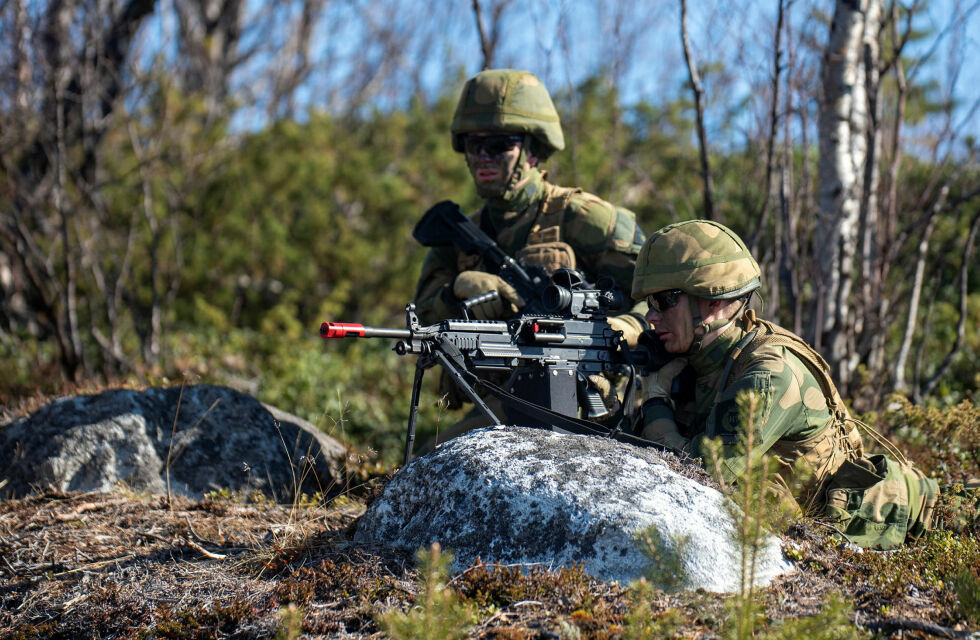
[[640, 399, 689, 451]]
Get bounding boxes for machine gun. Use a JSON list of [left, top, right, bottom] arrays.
[[322, 277, 676, 464], [322, 306, 652, 465], [322, 201, 679, 464]]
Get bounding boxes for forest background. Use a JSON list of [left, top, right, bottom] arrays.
[[1, 0, 978, 465]]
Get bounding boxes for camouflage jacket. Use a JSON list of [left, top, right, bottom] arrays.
[[662, 321, 835, 485], [413, 168, 647, 328], [642, 317, 938, 549]]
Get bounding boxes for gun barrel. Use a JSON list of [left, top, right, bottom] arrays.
[[320, 322, 412, 340]]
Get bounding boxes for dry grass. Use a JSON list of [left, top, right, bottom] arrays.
[[3, 387, 977, 638], [0, 487, 976, 639]]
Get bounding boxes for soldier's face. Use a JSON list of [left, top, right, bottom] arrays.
[[645, 294, 695, 353], [464, 133, 523, 192]]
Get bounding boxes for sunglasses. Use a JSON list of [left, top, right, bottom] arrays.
[[646, 289, 685, 313], [463, 134, 523, 157]]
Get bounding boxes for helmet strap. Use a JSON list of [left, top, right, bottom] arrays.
[[686, 295, 751, 354], [495, 135, 530, 205], [483, 137, 542, 211], [687, 295, 709, 354]]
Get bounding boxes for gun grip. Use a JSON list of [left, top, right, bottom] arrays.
[[582, 387, 610, 421]]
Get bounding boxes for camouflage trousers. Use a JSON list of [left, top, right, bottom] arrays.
[[823, 454, 939, 549]]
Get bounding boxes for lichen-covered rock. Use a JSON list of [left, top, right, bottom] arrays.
[[0, 385, 346, 500], [355, 426, 793, 591]]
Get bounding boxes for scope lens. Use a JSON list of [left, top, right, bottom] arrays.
[[543, 285, 572, 313]]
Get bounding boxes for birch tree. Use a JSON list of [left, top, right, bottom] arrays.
[[815, 0, 881, 393]]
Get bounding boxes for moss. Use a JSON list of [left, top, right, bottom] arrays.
[[144, 598, 261, 639]]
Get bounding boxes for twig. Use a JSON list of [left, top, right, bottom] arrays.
[[61, 592, 90, 610], [185, 538, 227, 560], [861, 617, 972, 639], [184, 515, 211, 544], [165, 384, 186, 506], [2, 554, 18, 575], [53, 554, 136, 577]]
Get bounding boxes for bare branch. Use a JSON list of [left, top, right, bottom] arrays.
[[917, 208, 980, 400], [893, 186, 946, 393], [748, 0, 786, 251], [679, 0, 715, 221], [472, 0, 493, 69]]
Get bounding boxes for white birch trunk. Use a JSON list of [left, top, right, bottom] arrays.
[[816, 0, 880, 391], [893, 187, 947, 393]]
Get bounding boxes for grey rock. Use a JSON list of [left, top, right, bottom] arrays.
[[355, 426, 794, 591], [0, 384, 346, 500]]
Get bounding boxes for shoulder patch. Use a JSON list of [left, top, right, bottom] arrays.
[[711, 371, 773, 440]]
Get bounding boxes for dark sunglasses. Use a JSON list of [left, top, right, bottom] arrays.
[[646, 289, 685, 313], [463, 134, 523, 157]]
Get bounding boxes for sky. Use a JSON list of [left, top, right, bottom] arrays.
[[132, 0, 980, 151]]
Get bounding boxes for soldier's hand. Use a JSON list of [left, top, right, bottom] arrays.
[[607, 314, 644, 348], [453, 271, 526, 320], [640, 358, 687, 406], [587, 373, 621, 416]]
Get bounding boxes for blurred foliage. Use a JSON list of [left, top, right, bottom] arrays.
[[866, 394, 980, 486], [1, 72, 978, 462]]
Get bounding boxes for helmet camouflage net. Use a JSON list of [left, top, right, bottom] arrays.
[[632, 220, 761, 300], [450, 69, 564, 158]]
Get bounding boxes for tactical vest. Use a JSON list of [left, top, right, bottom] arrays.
[[443, 183, 582, 410], [706, 311, 865, 514], [460, 182, 581, 276]]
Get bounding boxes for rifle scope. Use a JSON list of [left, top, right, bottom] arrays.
[[542, 285, 624, 316]]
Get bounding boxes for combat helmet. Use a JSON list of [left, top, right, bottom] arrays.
[[632, 220, 761, 300], [632, 220, 761, 352], [450, 69, 564, 160]]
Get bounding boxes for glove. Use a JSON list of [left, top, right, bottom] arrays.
[[639, 358, 688, 406], [607, 314, 644, 348], [587, 373, 621, 417], [453, 271, 526, 320]]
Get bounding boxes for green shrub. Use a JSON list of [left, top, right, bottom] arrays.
[[378, 543, 476, 640]]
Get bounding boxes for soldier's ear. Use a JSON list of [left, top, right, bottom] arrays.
[[706, 298, 736, 319]]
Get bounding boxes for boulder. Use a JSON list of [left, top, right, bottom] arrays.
[[0, 384, 346, 500], [355, 426, 793, 591]]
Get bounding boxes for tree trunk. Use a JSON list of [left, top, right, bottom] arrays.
[[748, 0, 786, 252], [815, 0, 881, 394], [917, 209, 980, 401], [893, 187, 946, 393]]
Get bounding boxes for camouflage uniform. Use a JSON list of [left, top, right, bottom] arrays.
[[413, 69, 647, 447], [633, 220, 939, 550], [415, 69, 646, 333], [414, 166, 647, 326]]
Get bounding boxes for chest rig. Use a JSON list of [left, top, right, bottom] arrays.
[[457, 182, 582, 276], [706, 311, 866, 513]]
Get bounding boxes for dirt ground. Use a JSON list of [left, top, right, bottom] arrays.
[[1, 488, 976, 639]]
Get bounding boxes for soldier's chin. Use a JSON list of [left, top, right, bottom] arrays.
[[473, 180, 508, 199]]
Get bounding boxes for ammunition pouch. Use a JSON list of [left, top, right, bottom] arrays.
[[517, 241, 576, 275]]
